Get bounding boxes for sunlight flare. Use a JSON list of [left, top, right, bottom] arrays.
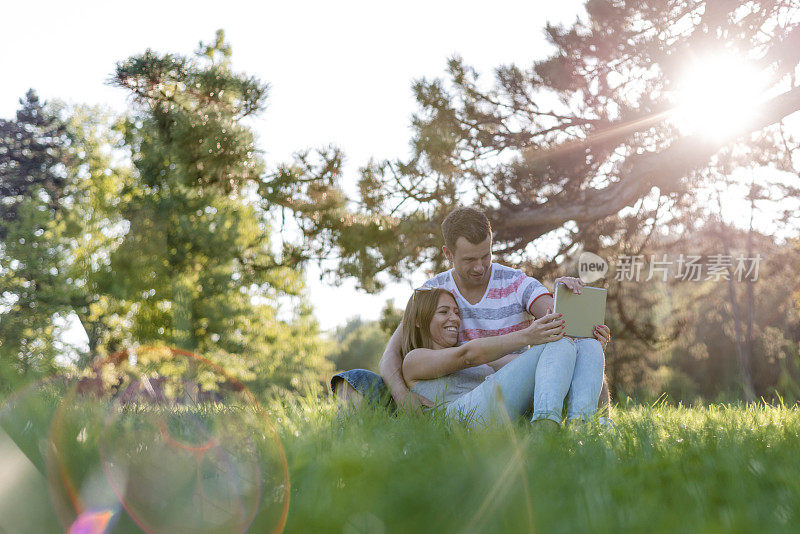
[[671, 55, 768, 138]]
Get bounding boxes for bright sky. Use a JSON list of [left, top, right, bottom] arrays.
[[1, 0, 586, 335]]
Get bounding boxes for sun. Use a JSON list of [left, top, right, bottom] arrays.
[[670, 54, 768, 139]]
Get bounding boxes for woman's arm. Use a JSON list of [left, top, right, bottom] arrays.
[[403, 311, 565, 385], [378, 324, 435, 411]]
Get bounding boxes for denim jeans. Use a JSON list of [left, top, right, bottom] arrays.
[[446, 337, 604, 426], [330, 369, 395, 410], [446, 338, 576, 426], [330, 337, 604, 425], [563, 337, 605, 421]]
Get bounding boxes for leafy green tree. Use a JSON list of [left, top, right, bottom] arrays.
[[604, 223, 800, 403], [60, 106, 135, 364], [326, 318, 390, 372], [0, 90, 69, 239], [101, 30, 331, 392], [0, 91, 73, 387], [379, 299, 404, 336], [1, 32, 333, 395], [1, 97, 163, 388]]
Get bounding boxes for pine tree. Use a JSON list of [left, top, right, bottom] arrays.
[[0, 90, 69, 239], [0, 91, 72, 386], [106, 30, 332, 392], [276, 0, 800, 291]]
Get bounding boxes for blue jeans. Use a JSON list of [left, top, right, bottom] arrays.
[[448, 337, 604, 426], [330, 338, 604, 425], [331, 369, 395, 410], [446, 338, 574, 426], [563, 337, 605, 421]]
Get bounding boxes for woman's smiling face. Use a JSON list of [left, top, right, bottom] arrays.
[[427, 292, 461, 349]]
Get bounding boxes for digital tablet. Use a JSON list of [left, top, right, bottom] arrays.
[[553, 285, 607, 338]]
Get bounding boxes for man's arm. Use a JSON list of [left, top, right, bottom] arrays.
[[378, 324, 434, 411], [529, 294, 555, 320]]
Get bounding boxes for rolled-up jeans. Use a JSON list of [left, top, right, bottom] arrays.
[[330, 368, 395, 410]]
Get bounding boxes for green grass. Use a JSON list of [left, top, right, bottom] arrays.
[[3, 389, 800, 533], [273, 397, 800, 534]]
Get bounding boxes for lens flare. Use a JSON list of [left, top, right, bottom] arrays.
[[99, 379, 266, 533], [4, 345, 290, 533], [0, 379, 68, 532], [671, 54, 768, 139], [69, 509, 116, 534]]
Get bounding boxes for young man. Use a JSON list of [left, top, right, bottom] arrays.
[[331, 206, 611, 413]]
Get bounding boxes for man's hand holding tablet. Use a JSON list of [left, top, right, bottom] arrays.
[[554, 276, 585, 294], [553, 281, 610, 348]]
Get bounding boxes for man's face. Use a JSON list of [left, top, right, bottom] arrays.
[[444, 236, 492, 289]]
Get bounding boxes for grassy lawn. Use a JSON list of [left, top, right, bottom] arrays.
[[0, 390, 800, 533], [278, 399, 800, 534]]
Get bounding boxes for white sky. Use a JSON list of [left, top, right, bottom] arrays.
[[0, 0, 585, 335]]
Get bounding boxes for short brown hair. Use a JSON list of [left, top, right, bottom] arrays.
[[441, 207, 492, 252], [401, 287, 457, 356]]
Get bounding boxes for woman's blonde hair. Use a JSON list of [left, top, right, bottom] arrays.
[[401, 287, 457, 356]]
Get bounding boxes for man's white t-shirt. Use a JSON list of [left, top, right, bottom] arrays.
[[423, 263, 552, 348]]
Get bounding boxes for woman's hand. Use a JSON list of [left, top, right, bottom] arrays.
[[395, 389, 435, 413], [554, 276, 585, 294], [525, 308, 566, 345], [594, 324, 611, 349]]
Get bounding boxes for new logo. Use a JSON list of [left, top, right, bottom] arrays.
[[578, 252, 608, 283]]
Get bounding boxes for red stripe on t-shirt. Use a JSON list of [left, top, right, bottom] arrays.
[[459, 319, 533, 342], [486, 274, 526, 299]]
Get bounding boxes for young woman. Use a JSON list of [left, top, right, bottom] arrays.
[[401, 287, 607, 427]]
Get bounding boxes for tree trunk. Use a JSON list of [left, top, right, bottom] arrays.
[[719, 223, 757, 403], [745, 184, 757, 398], [172, 271, 197, 352]]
